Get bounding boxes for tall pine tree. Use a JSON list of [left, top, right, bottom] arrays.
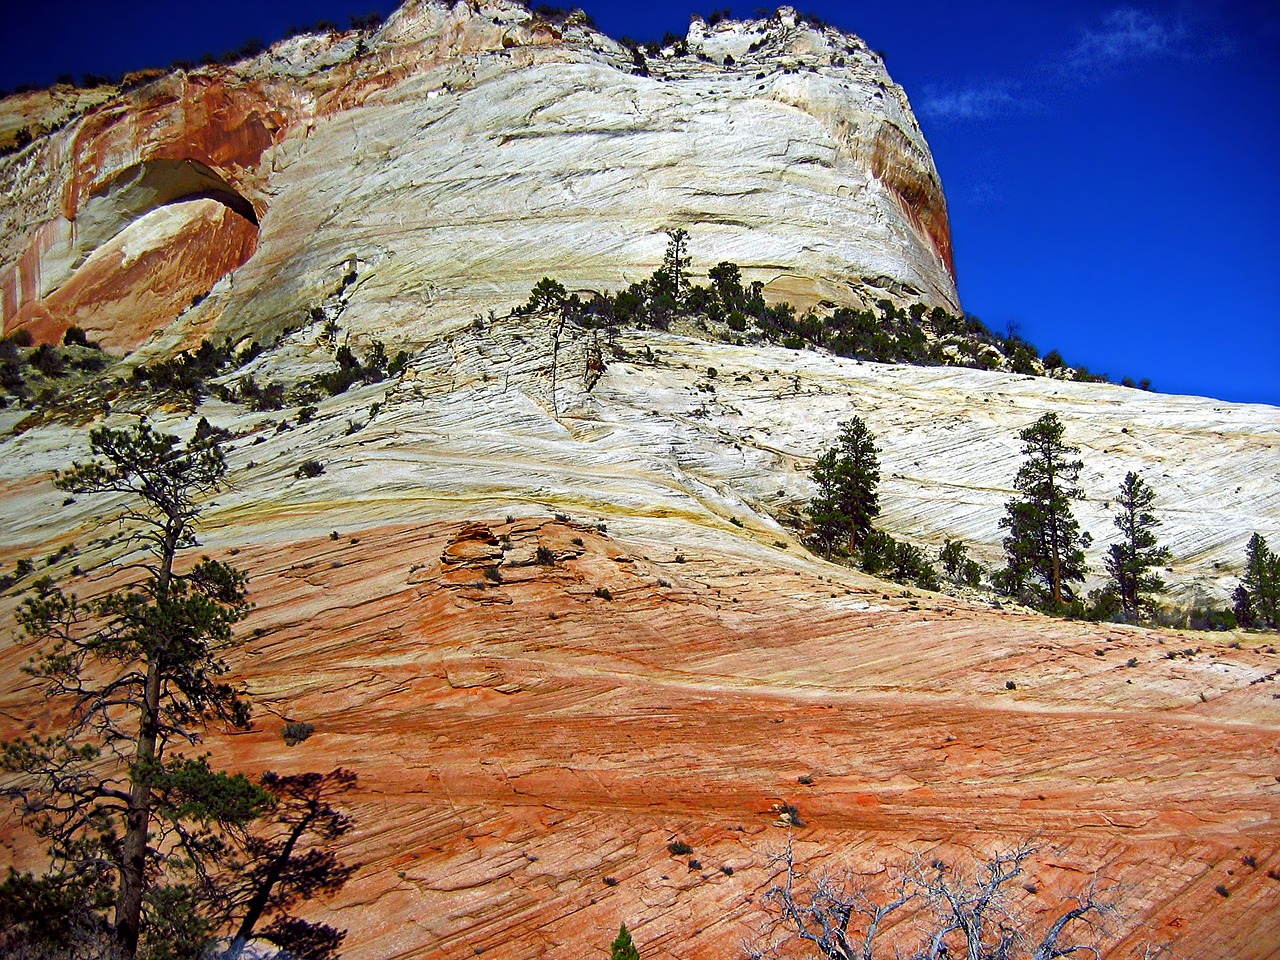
[[0, 421, 262, 959], [808, 416, 881, 554], [1237, 533, 1280, 628], [1104, 472, 1171, 621], [999, 413, 1086, 605]]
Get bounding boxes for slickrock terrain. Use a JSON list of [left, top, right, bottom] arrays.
[[1, 2, 1279, 958], [0, 0, 956, 356], [1, 317, 1278, 957]]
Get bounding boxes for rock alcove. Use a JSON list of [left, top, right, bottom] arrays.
[[4, 158, 261, 352]]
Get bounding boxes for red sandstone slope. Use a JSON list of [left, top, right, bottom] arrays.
[[6, 517, 1274, 958]]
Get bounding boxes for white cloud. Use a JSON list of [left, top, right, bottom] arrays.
[[1063, 7, 1188, 76], [920, 83, 1022, 121], [922, 7, 1215, 124]]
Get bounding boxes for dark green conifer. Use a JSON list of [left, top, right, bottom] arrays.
[[610, 922, 641, 960], [808, 416, 881, 554], [999, 413, 1086, 605], [1104, 472, 1171, 621]]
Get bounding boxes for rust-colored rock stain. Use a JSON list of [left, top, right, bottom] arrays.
[[6, 519, 1273, 958]]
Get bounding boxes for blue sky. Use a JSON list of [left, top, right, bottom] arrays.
[[5, 1, 1278, 404]]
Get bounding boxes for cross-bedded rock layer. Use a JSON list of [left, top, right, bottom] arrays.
[[3, 517, 1277, 959], [0, 3, 1277, 957], [0, 0, 957, 355]]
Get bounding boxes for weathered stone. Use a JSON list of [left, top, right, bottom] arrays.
[[0, 0, 956, 355]]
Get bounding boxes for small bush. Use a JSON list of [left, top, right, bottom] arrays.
[[688, 859, 703, 871], [62, 326, 91, 347], [482, 565, 503, 583], [282, 721, 315, 746], [30, 344, 67, 378], [1005, 680, 1017, 690], [667, 840, 693, 856], [721, 865, 734, 875], [594, 586, 613, 600], [1214, 884, 1230, 898], [295, 460, 325, 479], [535, 545, 556, 565], [297, 404, 317, 423], [776, 803, 804, 826]]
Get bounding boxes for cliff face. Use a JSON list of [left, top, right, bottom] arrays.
[[1, 4, 1279, 959], [0, 0, 957, 352]]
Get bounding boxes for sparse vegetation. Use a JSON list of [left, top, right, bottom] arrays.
[[748, 840, 1129, 960], [282, 721, 316, 746], [514, 232, 1127, 382]]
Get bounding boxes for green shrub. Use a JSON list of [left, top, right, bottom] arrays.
[[295, 460, 325, 479], [281, 721, 315, 746]]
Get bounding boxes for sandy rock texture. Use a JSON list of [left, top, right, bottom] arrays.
[[1, 2, 1278, 957], [0, 310, 1277, 956], [0, 0, 957, 353], [3, 513, 1278, 959]]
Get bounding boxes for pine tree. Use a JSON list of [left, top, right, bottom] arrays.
[[0, 421, 263, 959], [999, 413, 1086, 606], [661, 228, 690, 304], [1239, 533, 1280, 628], [808, 416, 881, 554], [610, 923, 641, 960], [1104, 472, 1171, 621]]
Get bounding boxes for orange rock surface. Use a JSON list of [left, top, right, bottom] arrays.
[[6, 517, 1274, 958]]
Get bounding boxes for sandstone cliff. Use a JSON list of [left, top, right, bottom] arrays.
[[1, 3, 1278, 959], [0, 0, 957, 356]]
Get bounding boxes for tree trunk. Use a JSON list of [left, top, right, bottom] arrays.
[[114, 662, 161, 959], [114, 526, 179, 958]]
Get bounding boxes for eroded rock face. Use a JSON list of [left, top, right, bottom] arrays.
[[0, 0, 957, 352], [3, 516, 1278, 959], [1, 4, 1277, 958]]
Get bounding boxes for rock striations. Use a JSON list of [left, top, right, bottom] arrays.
[[1, 3, 1279, 959], [0, 0, 957, 354]]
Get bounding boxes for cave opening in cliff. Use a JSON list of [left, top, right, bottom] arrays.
[[0, 157, 265, 352], [81, 157, 259, 236]]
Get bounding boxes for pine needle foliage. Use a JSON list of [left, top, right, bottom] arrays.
[[808, 416, 881, 554], [1104, 472, 1171, 621], [610, 923, 640, 960], [999, 413, 1086, 606]]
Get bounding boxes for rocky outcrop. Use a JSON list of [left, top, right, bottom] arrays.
[[0, 0, 957, 352], [4, 514, 1278, 959], [1, 4, 1277, 958]]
